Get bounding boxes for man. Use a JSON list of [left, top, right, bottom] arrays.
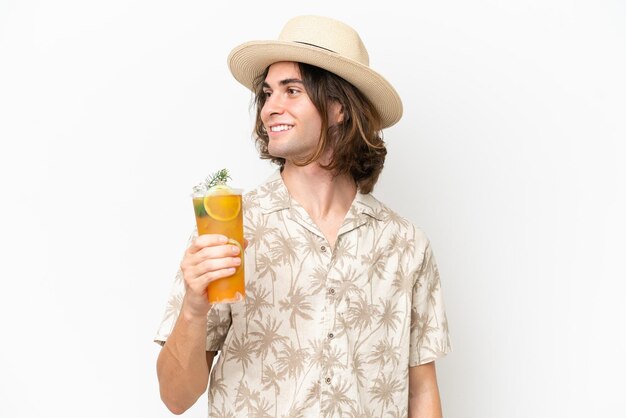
[[155, 15, 451, 418]]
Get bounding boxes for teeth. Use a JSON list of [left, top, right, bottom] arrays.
[[270, 124, 293, 132]]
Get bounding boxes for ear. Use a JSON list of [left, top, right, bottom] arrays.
[[329, 101, 344, 125]]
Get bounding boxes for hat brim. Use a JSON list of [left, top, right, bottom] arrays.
[[227, 40, 403, 128]]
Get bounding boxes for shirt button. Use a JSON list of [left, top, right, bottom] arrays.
[[320, 245, 326, 252], [325, 377, 332, 384], [328, 332, 334, 339], [328, 288, 336, 295]]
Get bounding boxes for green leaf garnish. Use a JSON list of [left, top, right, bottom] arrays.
[[193, 168, 231, 193]]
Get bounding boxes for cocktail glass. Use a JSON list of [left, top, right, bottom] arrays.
[[191, 187, 245, 303]]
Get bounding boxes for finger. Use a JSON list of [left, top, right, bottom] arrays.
[[187, 234, 228, 254], [194, 242, 241, 260], [182, 251, 241, 282], [201, 265, 239, 284], [243, 238, 249, 249], [186, 264, 239, 294], [193, 255, 241, 278], [180, 249, 232, 278]]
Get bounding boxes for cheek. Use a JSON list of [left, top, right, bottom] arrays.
[[259, 104, 269, 124], [305, 109, 323, 131]]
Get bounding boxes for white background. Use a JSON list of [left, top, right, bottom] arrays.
[[1, 0, 625, 417]]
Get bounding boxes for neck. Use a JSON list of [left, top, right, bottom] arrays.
[[282, 162, 357, 217], [281, 162, 357, 247]]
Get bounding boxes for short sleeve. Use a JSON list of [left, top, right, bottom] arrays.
[[409, 240, 452, 366], [153, 231, 232, 351]]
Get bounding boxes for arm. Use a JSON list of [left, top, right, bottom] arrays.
[[157, 313, 215, 415], [156, 234, 241, 414], [408, 361, 443, 418]]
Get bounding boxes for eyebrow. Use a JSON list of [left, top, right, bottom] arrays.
[[262, 78, 304, 89]]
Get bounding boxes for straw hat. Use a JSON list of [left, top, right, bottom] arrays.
[[227, 15, 403, 128]]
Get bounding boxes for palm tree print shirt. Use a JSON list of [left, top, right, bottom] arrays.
[[155, 170, 452, 417]]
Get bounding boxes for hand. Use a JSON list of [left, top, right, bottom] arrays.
[[179, 234, 242, 318]]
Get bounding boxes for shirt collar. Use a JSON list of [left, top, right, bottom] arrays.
[[352, 191, 386, 222], [256, 170, 386, 222], [256, 170, 291, 214]]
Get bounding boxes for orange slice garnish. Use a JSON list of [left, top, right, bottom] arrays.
[[203, 185, 241, 222]]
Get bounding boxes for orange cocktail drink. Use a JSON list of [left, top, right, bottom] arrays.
[[192, 187, 245, 303]]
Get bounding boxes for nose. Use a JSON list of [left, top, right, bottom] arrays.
[[262, 93, 285, 119]]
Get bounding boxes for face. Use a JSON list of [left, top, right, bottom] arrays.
[[260, 62, 341, 164]]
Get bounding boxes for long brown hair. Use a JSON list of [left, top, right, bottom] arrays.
[[252, 63, 387, 194]]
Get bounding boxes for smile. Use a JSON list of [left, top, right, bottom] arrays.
[[270, 124, 293, 132]]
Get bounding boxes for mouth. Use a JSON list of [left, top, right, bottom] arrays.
[[269, 124, 294, 133]]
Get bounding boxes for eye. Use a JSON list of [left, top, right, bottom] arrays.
[[262, 90, 272, 99], [287, 87, 301, 95]]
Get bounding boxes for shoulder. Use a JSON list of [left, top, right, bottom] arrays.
[[243, 170, 284, 209], [361, 193, 431, 247], [243, 171, 277, 200]]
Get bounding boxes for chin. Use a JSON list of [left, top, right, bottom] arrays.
[[267, 145, 287, 159]]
